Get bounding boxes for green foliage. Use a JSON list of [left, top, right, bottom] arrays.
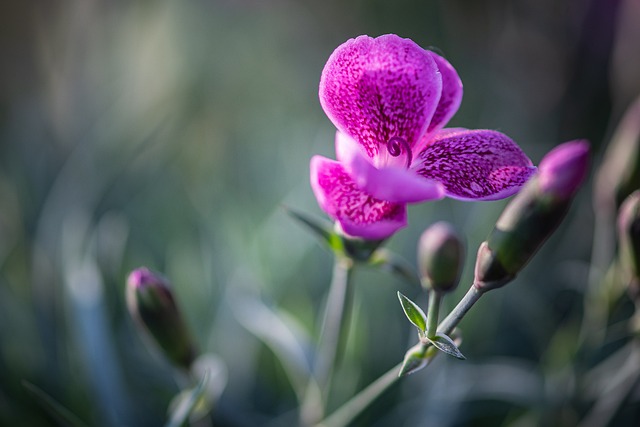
[[397, 292, 427, 335], [427, 334, 466, 360]]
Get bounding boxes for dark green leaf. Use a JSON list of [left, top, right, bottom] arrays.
[[428, 333, 466, 360], [397, 292, 427, 333], [22, 381, 89, 427]]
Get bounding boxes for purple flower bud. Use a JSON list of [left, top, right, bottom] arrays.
[[418, 222, 465, 293], [618, 191, 640, 298], [126, 267, 197, 369], [538, 140, 590, 200], [474, 141, 590, 292]]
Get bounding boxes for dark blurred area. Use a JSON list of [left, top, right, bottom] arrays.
[[1, 0, 639, 426]]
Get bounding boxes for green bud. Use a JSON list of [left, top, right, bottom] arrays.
[[126, 267, 197, 369], [418, 222, 465, 293], [475, 141, 590, 292], [618, 191, 640, 298]]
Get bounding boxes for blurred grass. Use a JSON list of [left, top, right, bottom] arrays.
[[1, 0, 639, 426]]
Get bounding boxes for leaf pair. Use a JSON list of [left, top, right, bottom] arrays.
[[397, 292, 465, 360]]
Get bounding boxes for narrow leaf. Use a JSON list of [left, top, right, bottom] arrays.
[[284, 206, 334, 244], [22, 381, 89, 427], [399, 352, 428, 377], [397, 292, 427, 333], [165, 371, 209, 427], [369, 249, 420, 286], [428, 333, 466, 360], [231, 294, 311, 398]]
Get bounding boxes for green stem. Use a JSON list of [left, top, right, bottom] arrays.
[[315, 283, 484, 427], [301, 256, 354, 425], [316, 256, 355, 393], [426, 290, 442, 338], [438, 284, 483, 335], [314, 362, 402, 427]]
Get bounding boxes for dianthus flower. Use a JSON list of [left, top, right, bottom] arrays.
[[311, 34, 536, 239]]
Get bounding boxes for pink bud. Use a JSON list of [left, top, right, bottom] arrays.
[[126, 267, 197, 369], [538, 140, 590, 199]]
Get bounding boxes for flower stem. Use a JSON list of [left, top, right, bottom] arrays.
[[426, 290, 442, 338], [314, 361, 402, 427], [438, 284, 483, 335], [315, 283, 483, 427], [316, 256, 355, 392], [301, 256, 354, 425]]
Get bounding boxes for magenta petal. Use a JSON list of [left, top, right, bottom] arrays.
[[319, 34, 442, 159], [335, 131, 445, 203], [310, 155, 407, 239], [426, 52, 463, 134], [413, 129, 537, 200]]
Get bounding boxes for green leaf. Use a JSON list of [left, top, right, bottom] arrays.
[[398, 344, 439, 377], [399, 351, 428, 377], [369, 249, 420, 286], [231, 294, 311, 398], [22, 381, 89, 427], [283, 206, 344, 254], [165, 371, 209, 427], [428, 333, 466, 360], [397, 292, 427, 333]]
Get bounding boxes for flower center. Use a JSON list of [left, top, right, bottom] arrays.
[[386, 136, 413, 168]]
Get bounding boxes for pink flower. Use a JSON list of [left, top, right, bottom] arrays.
[[310, 34, 536, 239]]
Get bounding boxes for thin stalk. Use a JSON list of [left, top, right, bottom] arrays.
[[438, 285, 483, 335], [301, 256, 354, 426], [315, 283, 484, 427], [314, 362, 402, 427], [315, 256, 355, 393], [426, 290, 442, 338]]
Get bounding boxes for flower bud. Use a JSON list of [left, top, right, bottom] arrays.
[[475, 141, 590, 292], [538, 140, 590, 200], [618, 191, 640, 298], [126, 267, 197, 369], [418, 222, 465, 293]]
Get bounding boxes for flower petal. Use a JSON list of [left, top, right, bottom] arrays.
[[319, 34, 442, 160], [426, 52, 463, 134], [310, 155, 407, 239], [412, 129, 536, 200], [335, 131, 445, 203]]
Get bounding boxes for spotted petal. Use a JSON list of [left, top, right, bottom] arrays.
[[425, 52, 463, 134], [412, 129, 536, 200], [335, 131, 445, 203], [319, 34, 442, 160], [310, 155, 407, 239]]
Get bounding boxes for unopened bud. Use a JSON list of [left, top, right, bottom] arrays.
[[475, 141, 590, 291], [618, 191, 640, 298], [418, 222, 465, 293], [126, 267, 197, 369], [538, 140, 590, 200]]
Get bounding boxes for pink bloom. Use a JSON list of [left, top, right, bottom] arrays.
[[310, 35, 536, 239]]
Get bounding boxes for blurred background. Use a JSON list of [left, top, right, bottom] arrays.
[[1, 0, 639, 425]]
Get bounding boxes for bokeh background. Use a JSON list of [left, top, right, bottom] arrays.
[[1, 0, 639, 426]]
